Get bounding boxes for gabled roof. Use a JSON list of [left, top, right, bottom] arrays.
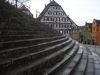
[[85, 22, 92, 29], [95, 20, 100, 25], [37, 0, 61, 20], [37, 0, 78, 28], [86, 22, 92, 26], [48, 0, 60, 6], [20, 5, 29, 11]]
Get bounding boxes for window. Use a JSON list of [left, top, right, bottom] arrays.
[[56, 12, 57, 15], [59, 17, 60, 21], [62, 17, 66, 22], [43, 17, 47, 21], [58, 24, 60, 28], [58, 7, 60, 9], [64, 18, 66, 22], [64, 24, 66, 28], [47, 17, 49, 21], [54, 18, 56, 21], [56, 24, 59, 28], [59, 12, 60, 15], [50, 18, 54, 21], [53, 6, 55, 9], [60, 24, 62, 28], [56, 7, 57, 9], [61, 24, 63, 28], [61, 12, 63, 15], [62, 18, 63, 21], [48, 11, 52, 15], [65, 25, 67, 28], [48, 11, 50, 15]]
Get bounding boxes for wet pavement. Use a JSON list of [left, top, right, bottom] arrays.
[[85, 44, 100, 56], [85, 44, 100, 75]]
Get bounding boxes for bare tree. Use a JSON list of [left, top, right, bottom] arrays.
[[7, 0, 31, 8], [15, 0, 18, 7]]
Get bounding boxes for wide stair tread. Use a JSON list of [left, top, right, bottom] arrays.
[[71, 45, 88, 75], [49, 43, 83, 75], [0, 37, 70, 64], [0, 38, 73, 74], [0, 36, 68, 57], [43, 41, 79, 75], [1, 34, 61, 42], [86, 48, 100, 75], [0, 35, 66, 50]]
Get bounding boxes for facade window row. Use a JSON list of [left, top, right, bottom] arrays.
[[52, 23, 71, 28], [42, 17, 68, 22], [49, 6, 61, 10], [47, 11, 65, 16]]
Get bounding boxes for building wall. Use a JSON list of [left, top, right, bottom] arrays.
[[83, 23, 92, 44], [40, 6, 72, 35], [38, 1, 78, 36], [72, 29, 79, 41], [92, 20, 97, 43], [83, 30, 92, 44], [96, 24, 100, 45]]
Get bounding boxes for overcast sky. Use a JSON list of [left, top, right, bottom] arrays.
[[30, 0, 100, 26]]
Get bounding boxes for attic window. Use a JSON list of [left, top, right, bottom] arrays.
[[47, 17, 49, 21], [53, 7, 55, 9], [56, 7, 57, 9], [43, 17, 47, 21], [48, 11, 52, 15]]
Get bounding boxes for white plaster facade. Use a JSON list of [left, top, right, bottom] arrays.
[[38, 0, 77, 35]]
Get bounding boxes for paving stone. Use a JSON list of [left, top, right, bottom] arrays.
[[82, 54, 87, 59], [67, 61, 76, 68], [88, 58, 93, 63], [88, 51, 92, 55], [86, 62, 94, 73], [94, 57, 98, 61], [95, 64, 100, 69], [68, 50, 75, 56], [95, 69, 100, 75], [62, 68, 72, 75], [83, 49, 87, 54], [88, 55, 93, 59], [55, 67, 72, 75], [77, 49, 83, 54], [85, 72, 94, 75], [74, 71, 83, 75], [94, 60, 99, 64], [73, 54, 81, 62], [77, 59, 87, 71]]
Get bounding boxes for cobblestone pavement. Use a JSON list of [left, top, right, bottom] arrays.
[[85, 44, 100, 56], [84, 44, 100, 75]]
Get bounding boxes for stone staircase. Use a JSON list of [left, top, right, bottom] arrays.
[[0, 1, 100, 75]]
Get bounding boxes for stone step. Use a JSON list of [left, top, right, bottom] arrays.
[[93, 55, 100, 75], [0, 34, 61, 42], [48, 43, 83, 75], [88, 48, 100, 75], [85, 50, 94, 75], [0, 36, 69, 60], [2, 40, 75, 75], [43, 42, 79, 75], [0, 38, 72, 74], [0, 30, 57, 35], [0, 35, 66, 50], [70, 45, 88, 75]]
